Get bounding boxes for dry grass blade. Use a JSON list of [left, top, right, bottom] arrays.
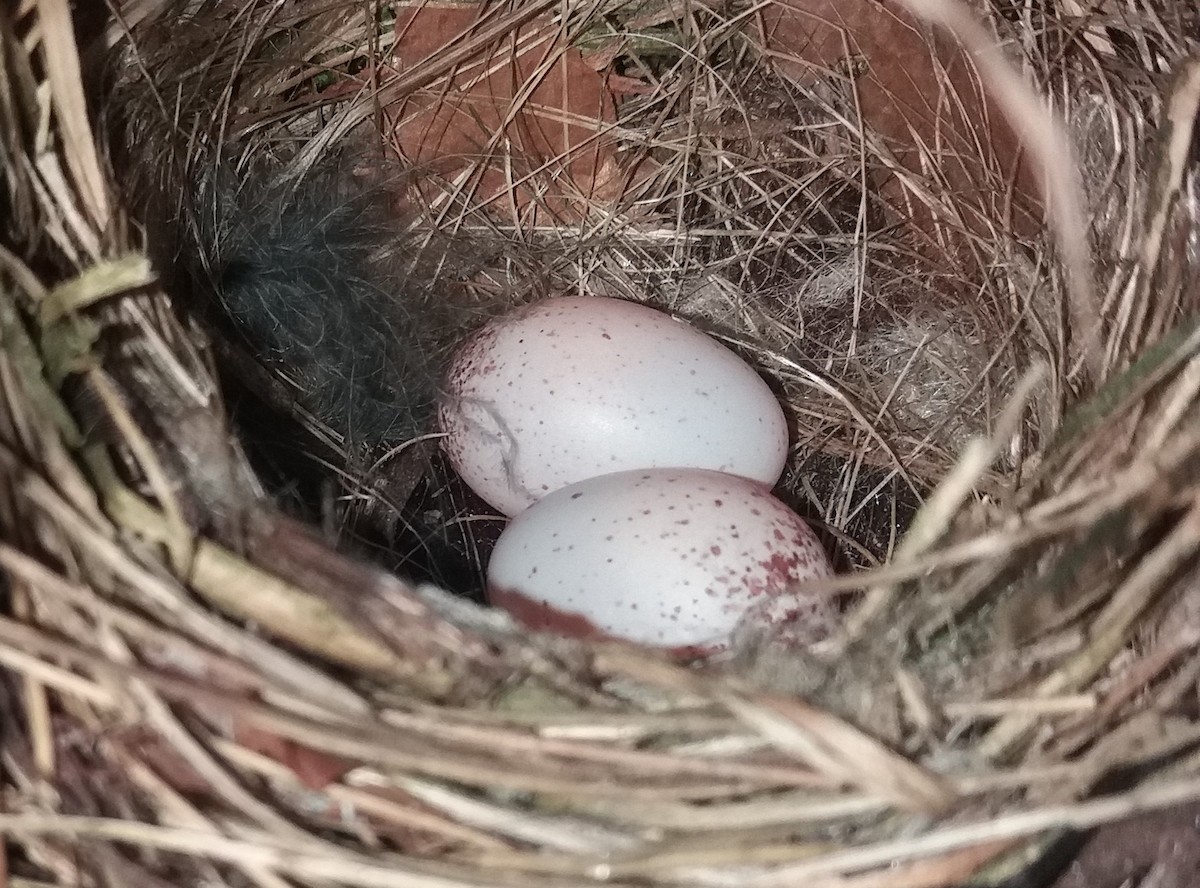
[[720, 690, 955, 814], [741, 775, 1200, 884], [287, 0, 566, 178], [0, 814, 598, 888], [392, 776, 642, 854], [1108, 56, 1200, 361], [836, 363, 1045, 644], [31, 0, 112, 235], [891, 0, 1099, 374], [980, 491, 1200, 760], [38, 255, 154, 323]]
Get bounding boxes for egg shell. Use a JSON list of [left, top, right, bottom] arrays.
[[439, 296, 789, 516], [486, 468, 834, 653]]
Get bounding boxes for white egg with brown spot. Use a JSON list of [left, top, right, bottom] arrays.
[[486, 468, 834, 654], [439, 296, 789, 516]]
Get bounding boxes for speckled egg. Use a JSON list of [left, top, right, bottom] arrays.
[[439, 296, 789, 516], [486, 468, 834, 654]]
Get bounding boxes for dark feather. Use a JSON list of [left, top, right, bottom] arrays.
[[190, 161, 452, 449]]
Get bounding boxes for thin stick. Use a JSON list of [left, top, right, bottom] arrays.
[[745, 776, 1200, 884]]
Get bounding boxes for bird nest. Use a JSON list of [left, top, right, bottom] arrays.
[[2, 0, 1200, 885]]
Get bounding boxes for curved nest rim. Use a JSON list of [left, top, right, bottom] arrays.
[[0, 0, 1199, 886]]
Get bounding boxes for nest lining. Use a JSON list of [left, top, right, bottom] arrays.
[[0, 0, 1199, 886]]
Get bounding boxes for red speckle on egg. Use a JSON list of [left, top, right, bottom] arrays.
[[764, 550, 801, 582], [437, 297, 791, 516], [487, 467, 835, 654]]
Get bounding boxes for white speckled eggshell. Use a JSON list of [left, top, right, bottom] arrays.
[[439, 296, 789, 516], [486, 468, 834, 652]]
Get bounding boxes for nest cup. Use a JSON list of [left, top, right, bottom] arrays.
[[2, 0, 1200, 885]]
